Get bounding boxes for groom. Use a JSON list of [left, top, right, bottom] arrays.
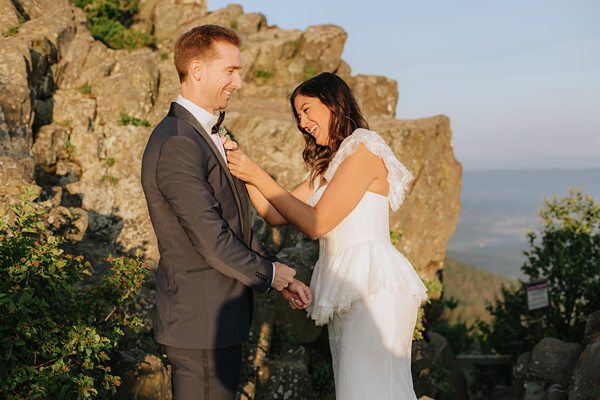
[[141, 25, 308, 399]]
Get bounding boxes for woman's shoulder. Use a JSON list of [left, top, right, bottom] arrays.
[[327, 128, 414, 212], [340, 128, 384, 145], [323, 129, 379, 182], [329, 129, 389, 169]]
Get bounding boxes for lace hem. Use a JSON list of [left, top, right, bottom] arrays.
[[323, 128, 413, 212], [307, 281, 428, 326]]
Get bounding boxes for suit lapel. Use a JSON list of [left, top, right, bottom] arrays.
[[169, 103, 248, 240]]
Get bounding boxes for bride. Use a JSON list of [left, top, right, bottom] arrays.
[[227, 72, 428, 399]]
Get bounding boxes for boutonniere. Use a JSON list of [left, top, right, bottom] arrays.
[[218, 126, 238, 151], [218, 126, 231, 141]]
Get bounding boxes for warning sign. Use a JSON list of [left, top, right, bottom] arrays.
[[527, 280, 549, 311]]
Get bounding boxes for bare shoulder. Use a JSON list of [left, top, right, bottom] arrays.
[[338, 143, 385, 171]]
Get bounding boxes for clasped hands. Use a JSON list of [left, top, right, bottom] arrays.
[[225, 143, 312, 310], [273, 262, 312, 310]]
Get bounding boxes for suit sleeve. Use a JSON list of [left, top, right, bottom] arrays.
[[156, 136, 273, 292], [249, 230, 279, 263]]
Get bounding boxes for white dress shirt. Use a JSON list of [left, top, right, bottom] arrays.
[[175, 95, 227, 160], [174, 95, 276, 286]]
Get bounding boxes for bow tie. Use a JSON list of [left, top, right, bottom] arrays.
[[211, 111, 225, 135]]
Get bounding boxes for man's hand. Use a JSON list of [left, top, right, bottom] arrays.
[[282, 279, 312, 309], [271, 262, 296, 291]]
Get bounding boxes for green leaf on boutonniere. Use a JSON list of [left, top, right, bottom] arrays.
[[218, 126, 231, 141]]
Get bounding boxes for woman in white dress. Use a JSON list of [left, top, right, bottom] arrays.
[[227, 72, 428, 399]]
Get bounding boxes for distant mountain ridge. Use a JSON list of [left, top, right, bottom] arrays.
[[448, 168, 600, 279], [442, 258, 515, 325]]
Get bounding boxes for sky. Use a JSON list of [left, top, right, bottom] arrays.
[[208, 1, 600, 170]]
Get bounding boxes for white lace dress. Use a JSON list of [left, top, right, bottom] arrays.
[[306, 129, 428, 399]]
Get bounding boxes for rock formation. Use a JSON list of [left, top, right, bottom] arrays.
[[0, 0, 461, 285], [1, 0, 462, 397]]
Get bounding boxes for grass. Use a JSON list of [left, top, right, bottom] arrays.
[[118, 112, 150, 127], [303, 66, 318, 81], [105, 157, 116, 168], [4, 25, 20, 37], [3, 16, 24, 37], [80, 83, 91, 95], [255, 69, 274, 79], [66, 140, 76, 160], [101, 174, 119, 185]]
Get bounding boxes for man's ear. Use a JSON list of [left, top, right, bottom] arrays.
[[190, 59, 204, 82]]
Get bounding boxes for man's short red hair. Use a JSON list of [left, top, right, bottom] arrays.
[[174, 25, 241, 83]]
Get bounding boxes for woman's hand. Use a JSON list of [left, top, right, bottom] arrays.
[[226, 147, 265, 185], [281, 279, 313, 310], [221, 136, 239, 151]]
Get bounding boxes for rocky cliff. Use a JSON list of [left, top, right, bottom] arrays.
[[0, 0, 461, 285]]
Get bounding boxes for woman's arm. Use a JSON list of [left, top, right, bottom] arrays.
[[245, 180, 313, 226], [228, 144, 385, 239]]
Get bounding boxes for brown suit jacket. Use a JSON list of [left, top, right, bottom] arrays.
[[141, 102, 274, 349]]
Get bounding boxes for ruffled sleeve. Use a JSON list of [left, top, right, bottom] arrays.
[[323, 128, 413, 212]]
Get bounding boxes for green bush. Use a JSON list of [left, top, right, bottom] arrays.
[[70, 0, 154, 49], [0, 191, 147, 399], [479, 190, 600, 355]]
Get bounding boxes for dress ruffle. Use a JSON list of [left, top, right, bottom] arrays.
[[307, 240, 428, 326], [324, 128, 413, 212]]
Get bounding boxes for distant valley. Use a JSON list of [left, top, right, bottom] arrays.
[[447, 168, 600, 279]]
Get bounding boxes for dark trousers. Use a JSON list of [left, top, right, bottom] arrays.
[[165, 344, 242, 400]]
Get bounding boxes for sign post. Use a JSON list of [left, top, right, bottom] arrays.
[[527, 279, 549, 311], [526, 279, 549, 342]]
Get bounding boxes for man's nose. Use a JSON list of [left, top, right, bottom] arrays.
[[232, 70, 243, 90]]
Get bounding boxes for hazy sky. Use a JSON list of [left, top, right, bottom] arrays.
[[208, 1, 600, 170]]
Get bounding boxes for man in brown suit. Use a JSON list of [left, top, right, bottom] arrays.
[[141, 25, 310, 399]]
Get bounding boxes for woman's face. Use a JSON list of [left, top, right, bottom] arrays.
[[294, 95, 331, 147]]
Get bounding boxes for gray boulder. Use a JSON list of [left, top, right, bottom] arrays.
[[527, 337, 581, 389], [569, 341, 600, 400], [583, 310, 600, 346], [254, 346, 316, 400]]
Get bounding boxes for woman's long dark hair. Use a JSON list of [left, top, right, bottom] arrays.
[[290, 72, 369, 185]]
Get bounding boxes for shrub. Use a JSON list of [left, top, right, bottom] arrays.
[[479, 190, 600, 355], [70, 0, 155, 49], [0, 191, 147, 399]]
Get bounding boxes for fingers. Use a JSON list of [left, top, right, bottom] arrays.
[[290, 298, 302, 310], [272, 262, 296, 291], [281, 287, 310, 310], [283, 280, 312, 309], [295, 284, 310, 305], [304, 287, 313, 305]]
